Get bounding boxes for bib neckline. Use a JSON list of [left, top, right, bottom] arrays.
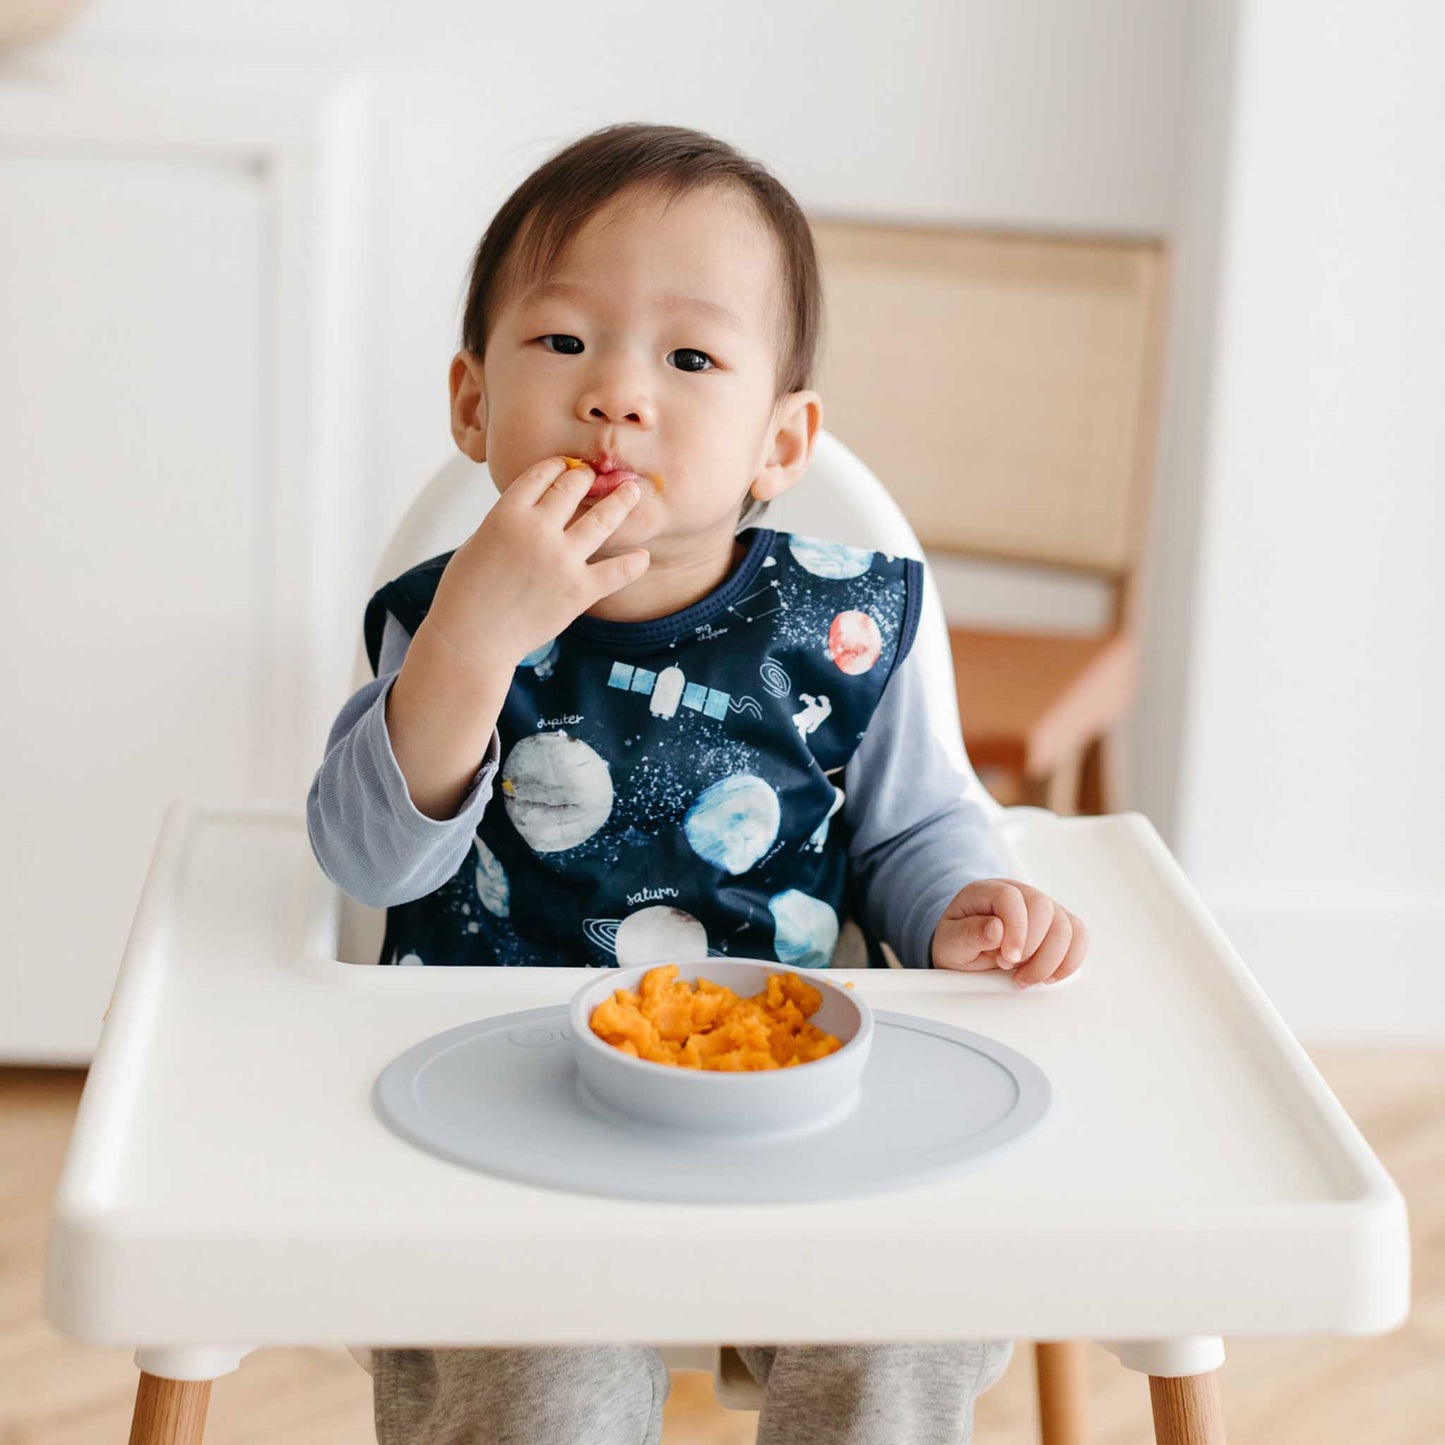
[[567, 527, 775, 650]]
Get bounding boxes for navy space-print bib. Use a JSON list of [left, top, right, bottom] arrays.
[[362, 528, 922, 969]]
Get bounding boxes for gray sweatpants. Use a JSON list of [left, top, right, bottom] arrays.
[[373, 1339, 1013, 1444]]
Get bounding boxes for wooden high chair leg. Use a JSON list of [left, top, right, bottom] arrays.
[[1031, 751, 1084, 816], [129, 1372, 211, 1445], [1078, 727, 1126, 815], [981, 765, 1028, 807], [1034, 1340, 1090, 1445], [1018, 765, 1076, 814], [1147, 1370, 1226, 1445]]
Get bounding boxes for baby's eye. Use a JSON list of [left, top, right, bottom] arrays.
[[538, 334, 584, 354], [669, 348, 715, 373]]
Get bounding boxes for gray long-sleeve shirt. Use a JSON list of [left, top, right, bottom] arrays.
[[308, 611, 1003, 969]]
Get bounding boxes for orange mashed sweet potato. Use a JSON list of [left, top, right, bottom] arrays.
[[588, 963, 844, 1071]]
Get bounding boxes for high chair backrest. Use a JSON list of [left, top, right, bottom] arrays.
[[335, 430, 1001, 967]]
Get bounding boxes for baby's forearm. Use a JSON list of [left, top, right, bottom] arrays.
[[384, 618, 510, 821]]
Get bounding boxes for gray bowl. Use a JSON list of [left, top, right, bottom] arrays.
[[568, 959, 874, 1140]]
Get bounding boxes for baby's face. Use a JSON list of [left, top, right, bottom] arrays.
[[466, 184, 804, 558]]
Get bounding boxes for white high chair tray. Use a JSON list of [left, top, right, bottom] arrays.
[[44, 804, 1407, 1351]]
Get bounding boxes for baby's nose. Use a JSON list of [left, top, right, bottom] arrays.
[[587, 403, 645, 423], [577, 374, 655, 427]]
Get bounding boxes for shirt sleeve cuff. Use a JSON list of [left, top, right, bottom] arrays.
[[899, 875, 969, 971]]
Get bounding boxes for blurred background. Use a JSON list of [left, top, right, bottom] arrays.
[[1, 3, 1441, 1441]]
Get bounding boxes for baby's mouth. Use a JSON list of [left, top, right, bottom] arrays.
[[563, 456, 663, 497], [585, 468, 643, 500]]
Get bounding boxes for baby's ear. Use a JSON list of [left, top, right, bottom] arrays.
[[751, 390, 822, 504], [449, 350, 488, 463]]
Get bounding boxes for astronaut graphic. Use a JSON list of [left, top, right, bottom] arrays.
[[792, 693, 832, 740]]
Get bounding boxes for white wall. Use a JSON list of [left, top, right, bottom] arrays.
[[54, 2, 1443, 1041], [57, 0, 1197, 815], [1173, 0, 1445, 1041]]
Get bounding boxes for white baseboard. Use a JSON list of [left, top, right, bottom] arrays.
[[1196, 882, 1445, 1045]]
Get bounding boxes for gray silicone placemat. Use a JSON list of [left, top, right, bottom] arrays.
[[373, 1006, 1051, 1203]]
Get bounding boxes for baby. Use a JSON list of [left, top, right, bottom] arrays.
[[309, 121, 1087, 1445]]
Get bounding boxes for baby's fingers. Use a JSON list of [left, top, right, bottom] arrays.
[[977, 882, 1029, 967], [934, 914, 1004, 971], [534, 462, 594, 520], [509, 455, 581, 508], [1046, 911, 1089, 985], [586, 548, 650, 602], [567, 478, 642, 548], [1014, 908, 1073, 989]]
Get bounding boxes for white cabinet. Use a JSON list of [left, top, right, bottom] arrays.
[[0, 59, 368, 1062]]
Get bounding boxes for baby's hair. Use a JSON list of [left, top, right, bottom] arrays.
[[460, 122, 824, 526]]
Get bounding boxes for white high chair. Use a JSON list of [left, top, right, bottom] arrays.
[[44, 432, 1408, 1445]]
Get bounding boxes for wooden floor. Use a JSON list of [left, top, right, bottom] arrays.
[[3, 1051, 1440, 1444]]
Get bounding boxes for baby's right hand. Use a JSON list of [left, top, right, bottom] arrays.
[[421, 455, 651, 673]]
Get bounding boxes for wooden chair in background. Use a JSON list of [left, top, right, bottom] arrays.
[[810, 218, 1174, 1445], [810, 221, 1172, 821]]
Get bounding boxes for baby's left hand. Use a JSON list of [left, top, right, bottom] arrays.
[[931, 878, 1089, 988]]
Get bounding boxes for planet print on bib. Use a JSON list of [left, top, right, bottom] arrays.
[[501, 731, 613, 853], [683, 773, 781, 875], [769, 888, 840, 968], [472, 838, 510, 917], [827, 610, 882, 675], [519, 638, 560, 680], [613, 906, 710, 967], [788, 534, 874, 581]]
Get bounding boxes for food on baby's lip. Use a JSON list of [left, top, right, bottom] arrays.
[[562, 455, 664, 493], [589, 963, 844, 1071]]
